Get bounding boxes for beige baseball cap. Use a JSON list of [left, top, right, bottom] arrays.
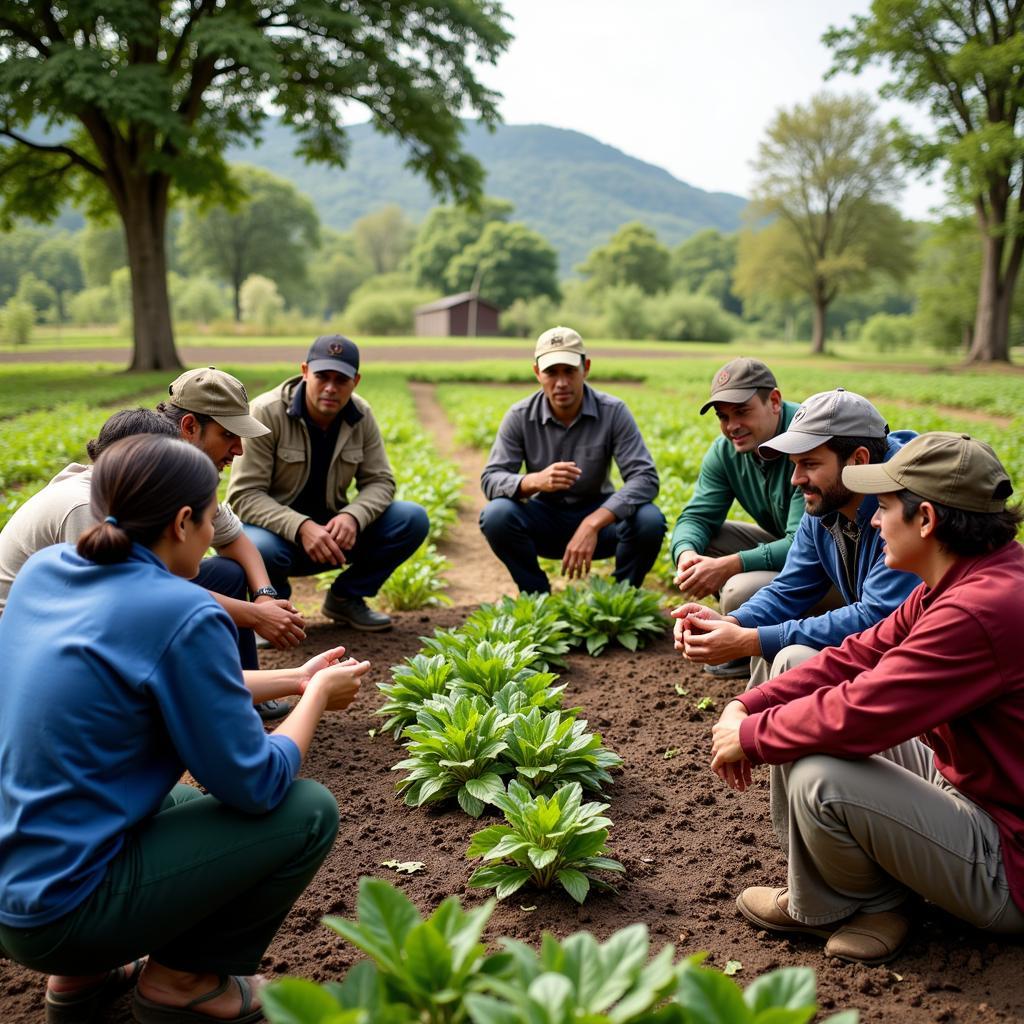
[[759, 388, 888, 459], [842, 432, 1013, 513], [534, 326, 586, 371], [699, 358, 778, 415], [167, 367, 270, 438]]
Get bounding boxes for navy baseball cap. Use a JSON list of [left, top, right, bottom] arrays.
[[306, 334, 360, 378]]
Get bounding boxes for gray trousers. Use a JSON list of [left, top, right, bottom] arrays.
[[705, 521, 779, 614]]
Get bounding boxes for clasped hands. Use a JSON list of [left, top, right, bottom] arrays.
[[669, 603, 760, 665], [298, 511, 360, 567]]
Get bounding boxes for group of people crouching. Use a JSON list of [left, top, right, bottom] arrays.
[[0, 326, 1020, 1024]]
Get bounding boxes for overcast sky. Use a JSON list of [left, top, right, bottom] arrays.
[[475, 0, 951, 220]]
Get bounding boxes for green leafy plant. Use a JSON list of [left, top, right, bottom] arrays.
[[489, 676, 571, 717], [501, 708, 623, 796], [555, 578, 665, 655], [393, 694, 511, 817], [377, 654, 454, 738], [446, 641, 561, 705], [377, 543, 453, 611], [463, 594, 574, 670], [466, 781, 624, 903]]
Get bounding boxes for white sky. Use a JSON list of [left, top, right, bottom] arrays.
[[476, 0, 951, 220]]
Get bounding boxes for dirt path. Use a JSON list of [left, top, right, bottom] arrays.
[[408, 380, 514, 607]]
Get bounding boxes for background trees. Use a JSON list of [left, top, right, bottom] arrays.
[[578, 223, 673, 295], [734, 92, 912, 353], [0, 1, 511, 369], [827, 0, 1024, 363]]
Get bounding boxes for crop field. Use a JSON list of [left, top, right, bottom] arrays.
[[2, 348, 1024, 1024]]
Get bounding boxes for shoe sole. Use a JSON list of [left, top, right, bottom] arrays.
[[735, 894, 836, 939], [321, 608, 392, 631]]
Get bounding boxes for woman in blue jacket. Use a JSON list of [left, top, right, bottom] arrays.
[[0, 434, 371, 1024]]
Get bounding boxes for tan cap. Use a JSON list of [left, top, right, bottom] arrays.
[[842, 432, 1013, 513], [699, 358, 777, 414], [167, 367, 270, 438], [535, 326, 586, 371], [759, 388, 888, 459]]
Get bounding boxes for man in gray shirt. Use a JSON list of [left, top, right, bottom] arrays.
[[480, 326, 665, 593]]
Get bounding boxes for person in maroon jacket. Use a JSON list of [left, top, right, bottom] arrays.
[[705, 432, 1024, 965]]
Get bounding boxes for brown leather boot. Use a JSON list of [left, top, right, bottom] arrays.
[[735, 887, 837, 939], [824, 911, 909, 965]]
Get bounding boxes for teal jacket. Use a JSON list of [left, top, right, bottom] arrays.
[[669, 401, 804, 572]]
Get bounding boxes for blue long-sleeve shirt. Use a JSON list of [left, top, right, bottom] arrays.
[[730, 432, 920, 661], [0, 543, 301, 927]]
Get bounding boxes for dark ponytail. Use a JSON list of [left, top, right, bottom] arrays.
[[78, 435, 218, 564]]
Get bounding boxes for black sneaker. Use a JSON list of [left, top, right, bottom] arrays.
[[322, 593, 392, 631], [703, 657, 751, 679], [256, 699, 290, 721]]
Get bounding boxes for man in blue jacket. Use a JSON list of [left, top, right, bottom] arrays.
[[672, 388, 919, 684]]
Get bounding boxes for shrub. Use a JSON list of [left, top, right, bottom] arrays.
[[239, 274, 285, 328], [173, 276, 231, 324], [861, 311, 915, 351], [345, 286, 438, 335], [68, 286, 118, 326], [0, 299, 35, 344], [603, 283, 652, 340], [647, 290, 739, 342]]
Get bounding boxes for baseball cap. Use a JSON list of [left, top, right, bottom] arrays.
[[699, 358, 777, 414], [167, 367, 269, 438], [306, 334, 360, 378], [535, 326, 586, 371], [843, 432, 1013, 513], [759, 388, 888, 459]]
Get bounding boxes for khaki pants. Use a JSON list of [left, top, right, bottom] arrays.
[[775, 739, 1024, 933], [705, 521, 779, 614]]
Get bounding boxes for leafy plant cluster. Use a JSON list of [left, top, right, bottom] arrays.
[[380, 590, 642, 901], [261, 877, 858, 1024]]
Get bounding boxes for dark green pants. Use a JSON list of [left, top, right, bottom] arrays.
[[0, 779, 339, 976]]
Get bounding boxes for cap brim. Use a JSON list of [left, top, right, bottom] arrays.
[[212, 414, 271, 438], [536, 352, 584, 371], [841, 463, 902, 495], [307, 358, 358, 378], [757, 430, 834, 460], [699, 387, 757, 415]]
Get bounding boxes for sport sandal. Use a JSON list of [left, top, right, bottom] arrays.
[[131, 974, 264, 1023], [45, 958, 145, 1024]]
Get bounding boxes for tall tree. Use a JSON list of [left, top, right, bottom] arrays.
[[0, 2, 510, 370], [736, 92, 911, 353], [352, 205, 416, 276], [672, 228, 741, 314], [177, 165, 319, 321], [408, 196, 514, 291], [578, 222, 672, 295], [827, 2, 1024, 363], [444, 221, 560, 309]]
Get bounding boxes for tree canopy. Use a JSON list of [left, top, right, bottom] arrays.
[[826, 0, 1024, 362], [177, 165, 320, 321], [734, 92, 912, 353], [0, 1, 511, 368], [578, 222, 673, 295]]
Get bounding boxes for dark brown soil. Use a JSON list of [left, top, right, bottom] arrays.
[[3, 383, 1023, 1023]]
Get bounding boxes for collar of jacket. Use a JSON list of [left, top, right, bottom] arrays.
[[285, 376, 364, 427]]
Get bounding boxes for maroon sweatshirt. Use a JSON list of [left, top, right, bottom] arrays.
[[736, 541, 1024, 910]]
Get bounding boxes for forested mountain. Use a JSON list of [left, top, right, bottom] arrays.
[[230, 120, 747, 271]]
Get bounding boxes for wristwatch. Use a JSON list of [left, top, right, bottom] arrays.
[[252, 586, 278, 600]]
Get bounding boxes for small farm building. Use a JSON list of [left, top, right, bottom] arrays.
[[414, 292, 500, 337]]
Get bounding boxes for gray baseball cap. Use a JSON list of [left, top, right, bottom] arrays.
[[699, 358, 778, 415], [759, 388, 888, 460]]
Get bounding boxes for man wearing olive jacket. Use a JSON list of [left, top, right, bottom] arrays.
[[227, 335, 429, 630]]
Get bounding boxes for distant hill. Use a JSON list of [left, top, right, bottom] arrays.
[[230, 120, 747, 273]]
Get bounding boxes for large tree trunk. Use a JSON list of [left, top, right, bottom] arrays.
[[810, 297, 827, 354], [966, 232, 1015, 364], [121, 178, 183, 372]]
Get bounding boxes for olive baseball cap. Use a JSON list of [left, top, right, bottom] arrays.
[[167, 367, 269, 438], [843, 432, 1013, 513], [535, 326, 586, 371], [759, 387, 888, 460], [699, 358, 777, 414], [306, 334, 360, 378]]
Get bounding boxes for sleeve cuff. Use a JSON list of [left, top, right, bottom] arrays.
[[269, 733, 302, 776], [738, 715, 763, 764], [758, 624, 784, 662]]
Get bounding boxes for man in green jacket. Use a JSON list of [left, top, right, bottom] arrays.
[[669, 358, 806, 677], [227, 335, 429, 631]]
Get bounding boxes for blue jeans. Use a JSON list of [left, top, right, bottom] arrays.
[[243, 501, 430, 601], [479, 497, 666, 593], [193, 556, 258, 671]]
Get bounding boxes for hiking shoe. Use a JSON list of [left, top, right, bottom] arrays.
[[703, 657, 751, 679], [735, 887, 837, 939], [825, 911, 909, 965], [256, 699, 290, 721], [322, 593, 392, 631]]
